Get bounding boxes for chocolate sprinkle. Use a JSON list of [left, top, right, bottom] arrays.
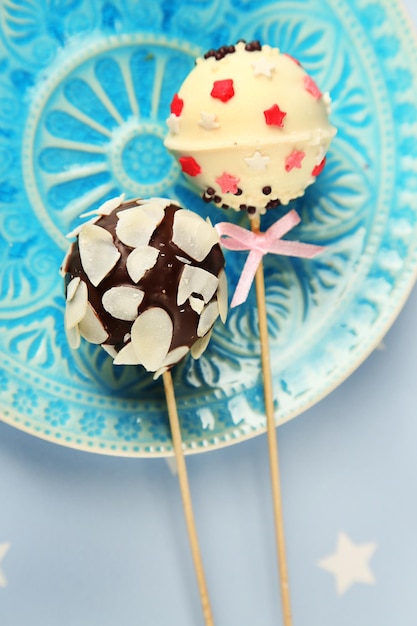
[[202, 40, 261, 62]]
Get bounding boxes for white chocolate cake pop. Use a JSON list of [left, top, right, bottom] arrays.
[[165, 40, 337, 217], [61, 196, 227, 378]]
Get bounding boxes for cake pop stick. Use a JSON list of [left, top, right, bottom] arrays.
[[251, 213, 292, 626], [162, 370, 213, 626], [164, 40, 336, 626], [61, 195, 228, 626]]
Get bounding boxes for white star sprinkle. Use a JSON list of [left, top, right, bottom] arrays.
[[310, 128, 326, 146], [318, 532, 377, 595], [166, 113, 181, 134], [251, 56, 276, 78], [0, 543, 11, 588], [199, 111, 220, 130], [322, 91, 332, 114], [244, 150, 270, 170]]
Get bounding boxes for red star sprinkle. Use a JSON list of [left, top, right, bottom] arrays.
[[215, 172, 240, 194], [179, 156, 201, 177], [285, 149, 306, 172], [304, 75, 322, 99], [312, 157, 326, 177], [263, 104, 287, 127], [211, 79, 235, 102], [170, 93, 184, 116]]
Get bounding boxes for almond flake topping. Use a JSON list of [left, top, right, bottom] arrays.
[[78, 303, 109, 344], [217, 269, 228, 322], [78, 223, 121, 287], [131, 308, 173, 372], [116, 203, 165, 248], [177, 265, 219, 306], [65, 278, 88, 330], [172, 210, 219, 262], [197, 301, 219, 337], [126, 246, 159, 283], [102, 286, 144, 321], [191, 329, 213, 359]]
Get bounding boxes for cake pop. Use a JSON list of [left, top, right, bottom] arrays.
[[61, 195, 227, 378], [165, 40, 336, 217]]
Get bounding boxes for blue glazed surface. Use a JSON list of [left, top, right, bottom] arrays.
[[0, 0, 417, 456]]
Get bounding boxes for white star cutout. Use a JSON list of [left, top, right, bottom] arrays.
[[244, 150, 270, 170], [0, 543, 11, 587], [166, 113, 181, 134], [318, 532, 377, 595], [251, 56, 276, 78], [199, 111, 219, 130]]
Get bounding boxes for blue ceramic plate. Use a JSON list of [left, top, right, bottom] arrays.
[[1, 0, 416, 456]]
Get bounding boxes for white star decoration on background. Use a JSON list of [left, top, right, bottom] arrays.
[[318, 532, 377, 595], [0, 543, 11, 587]]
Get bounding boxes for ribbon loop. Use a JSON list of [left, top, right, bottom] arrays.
[[215, 210, 324, 308]]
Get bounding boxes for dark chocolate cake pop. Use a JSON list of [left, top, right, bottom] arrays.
[[61, 196, 227, 378]]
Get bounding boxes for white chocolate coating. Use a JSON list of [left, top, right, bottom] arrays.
[[165, 42, 337, 217]]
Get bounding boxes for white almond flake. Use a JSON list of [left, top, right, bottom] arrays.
[[153, 345, 190, 379], [166, 113, 181, 134], [116, 203, 165, 248], [189, 295, 204, 314], [177, 265, 219, 305], [66, 324, 81, 350], [123, 333, 131, 343], [97, 194, 125, 215], [153, 366, 168, 380], [197, 301, 219, 337], [65, 278, 88, 329], [113, 341, 140, 365], [66, 223, 86, 239], [78, 223, 121, 286], [191, 329, 212, 359], [101, 344, 118, 359], [79, 303, 108, 344], [126, 246, 159, 283], [172, 210, 219, 262], [138, 198, 172, 210], [244, 150, 270, 170], [199, 111, 220, 130], [66, 276, 81, 302], [162, 346, 189, 367], [102, 286, 144, 321], [79, 209, 100, 218], [131, 308, 173, 371], [217, 269, 228, 322]]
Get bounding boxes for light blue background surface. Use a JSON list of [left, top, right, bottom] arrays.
[[1, 2, 417, 625]]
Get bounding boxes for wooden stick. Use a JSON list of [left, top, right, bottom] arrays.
[[162, 370, 214, 626], [251, 216, 292, 626]]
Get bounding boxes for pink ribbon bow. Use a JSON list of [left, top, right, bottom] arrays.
[[215, 209, 325, 308]]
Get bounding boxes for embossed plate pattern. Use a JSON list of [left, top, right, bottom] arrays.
[[1, 0, 417, 456]]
